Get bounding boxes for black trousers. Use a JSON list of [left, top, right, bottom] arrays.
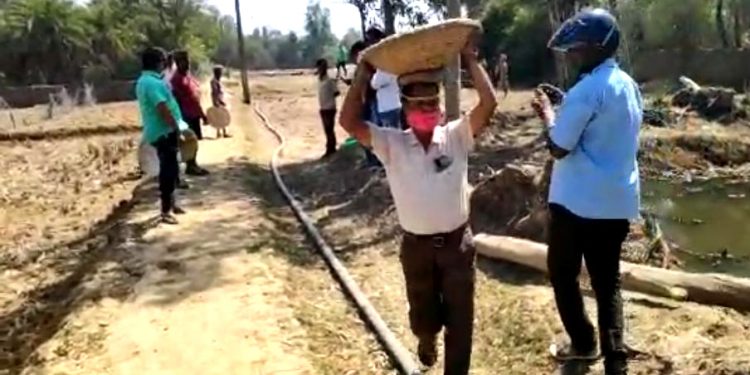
[[336, 61, 347, 77], [152, 131, 179, 214], [547, 203, 629, 363], [319, 109, 337, 155], [185, 116, 202, 140]]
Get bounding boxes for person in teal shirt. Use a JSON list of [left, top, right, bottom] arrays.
[[335, 43, 348, 79], [135, 46, 185, 224]]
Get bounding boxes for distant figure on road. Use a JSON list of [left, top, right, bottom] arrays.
[[136, 47, 187, 225], [210, 65, 231, 139], [316, 58, 340, 158], [531, 8, 641, 375], [171, 50, 209, 176], [339, 36, 497, 374], [335, 43, 348, 79], [495, 53, 509, 98]]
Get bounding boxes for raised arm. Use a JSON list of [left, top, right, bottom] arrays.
[[464, 42, 498, 136], [339, 63, 374, 147]]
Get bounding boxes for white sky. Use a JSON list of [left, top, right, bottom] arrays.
[[73, 0, 441, 38], [208, 0, 363, 38]]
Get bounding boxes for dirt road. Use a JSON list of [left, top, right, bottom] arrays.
[[10, 94, 391, 374]]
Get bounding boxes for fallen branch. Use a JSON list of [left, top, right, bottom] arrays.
[[474, 234, 750, 312]]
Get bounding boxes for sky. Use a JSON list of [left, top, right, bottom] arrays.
[[207, 0, 363, 38]]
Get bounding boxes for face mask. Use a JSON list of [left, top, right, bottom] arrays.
[[407, 109, 443, 135]]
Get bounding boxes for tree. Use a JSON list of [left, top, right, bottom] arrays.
[[717, 0, 730, 47], [2, 0, 91, 84], [235, 0, 250, 103], [341, 28, 362, 47], [346, 0, 376, 36], [302, 1, 335, 63], [382, 0, 396, 34]]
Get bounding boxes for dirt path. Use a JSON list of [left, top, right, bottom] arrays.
[[21, 117, 318, 374]]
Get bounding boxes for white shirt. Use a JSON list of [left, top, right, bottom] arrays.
[[369, 117, 474, 235], [162, 68, 175, 90], [371, 70, 401, 113], [317, 77, 339, 110]]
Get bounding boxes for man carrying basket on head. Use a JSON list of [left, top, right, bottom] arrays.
[[339, 22, 497, 374]]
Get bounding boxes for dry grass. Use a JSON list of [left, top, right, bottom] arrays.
[[0, 102, 140, 136], [0, 104, 142, 362]]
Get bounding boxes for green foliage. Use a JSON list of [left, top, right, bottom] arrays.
[[302, 1, 336, 64], [1, 0, 91, 83], [480, 0, 553, 84], [0, 0, 343, 85]]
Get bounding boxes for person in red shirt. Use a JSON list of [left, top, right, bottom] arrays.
[[171, 50, 209, 176]]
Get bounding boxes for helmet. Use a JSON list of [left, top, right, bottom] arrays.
[[548, 8, 620, 55]]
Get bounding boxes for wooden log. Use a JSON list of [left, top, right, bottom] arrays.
[[474, 234, 750, 312]]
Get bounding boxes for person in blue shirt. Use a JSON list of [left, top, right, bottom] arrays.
[[136, 47, 186, 225], [531, 9, 642, 375]]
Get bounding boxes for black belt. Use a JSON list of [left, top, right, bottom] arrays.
[[403, 224, 466, 249]]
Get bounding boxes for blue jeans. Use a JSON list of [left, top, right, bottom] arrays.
[[378, 109, 402, 129]]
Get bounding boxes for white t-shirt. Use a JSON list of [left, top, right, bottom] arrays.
[[371, 70, 401, 113], [369, 117, 474, 235], [318, 77, 339, 110], [162, 68, 175, 90]]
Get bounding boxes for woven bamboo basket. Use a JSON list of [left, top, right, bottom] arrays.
[[361, 19, 482, 76], [206, 106, 231, 129]]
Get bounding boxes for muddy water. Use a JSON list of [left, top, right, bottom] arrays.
[[642, 180, 750, 277]]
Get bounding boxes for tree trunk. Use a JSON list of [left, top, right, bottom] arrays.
[[382, 0, 396, 35], [358, 5, 367, 38], [474, 234, 750, 312], [234, 0, 251, 104], [444, 0, 461, 121], [733, 4, 743, 48], [717, 0, 730, 48]]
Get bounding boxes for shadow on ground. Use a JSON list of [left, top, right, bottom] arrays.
[[0, 151, 322, 373]]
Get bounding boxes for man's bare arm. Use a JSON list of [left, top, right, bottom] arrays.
[[339, 64, 374, 147], [465, 50, 498, 136]]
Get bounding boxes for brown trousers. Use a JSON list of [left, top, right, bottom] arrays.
[[400, 225, 476, 375]]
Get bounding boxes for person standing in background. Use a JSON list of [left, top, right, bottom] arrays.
[[336, 43, 348, 79], [136, 47, 187, 224], [316, 58, 340, 158], [171, 50, 209, 176], [496, 53, 510, 98], [371, 69, 402, 129], [210, 65, 231, 139], [343, 40, 382, 169], [162, 52, 176, 90]]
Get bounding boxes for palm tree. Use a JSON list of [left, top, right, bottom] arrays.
[[4, 0, 91, 84]]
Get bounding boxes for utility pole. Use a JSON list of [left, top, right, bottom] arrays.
[[444, 0, 461, 121], [235, 0, 251, 104]]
